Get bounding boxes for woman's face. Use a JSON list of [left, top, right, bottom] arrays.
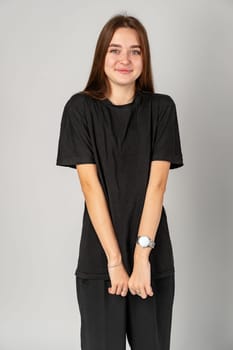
[[104, 27, 143, 91]]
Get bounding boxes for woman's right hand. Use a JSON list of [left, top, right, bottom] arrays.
[[107, 261, 129, 297]]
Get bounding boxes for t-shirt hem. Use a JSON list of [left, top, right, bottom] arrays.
[[75, 271, 110, 280], [151, 269, 175, 279], [74, 269, 175, 280]]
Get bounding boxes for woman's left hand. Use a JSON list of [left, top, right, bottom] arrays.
[[128, 256, 154, 299]]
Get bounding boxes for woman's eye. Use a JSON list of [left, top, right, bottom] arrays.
[[109, 49, 120, 54], [131, 50, 141, 55], [108, 48, 141, 56]]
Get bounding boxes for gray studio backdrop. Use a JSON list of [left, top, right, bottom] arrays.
[[1, 0, 232, 349]]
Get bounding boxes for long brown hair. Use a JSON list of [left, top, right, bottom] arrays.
[[82, 14, 154, 99]]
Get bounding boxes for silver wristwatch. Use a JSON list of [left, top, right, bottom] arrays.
[[136, 235, 155, 248]]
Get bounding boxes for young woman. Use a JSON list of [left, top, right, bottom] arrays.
[[56, 14, 183, 350]]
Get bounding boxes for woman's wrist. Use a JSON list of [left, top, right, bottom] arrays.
[[107, 252, 122, 266], [108, 261, 122, 268], [134, 245, 152, 261]]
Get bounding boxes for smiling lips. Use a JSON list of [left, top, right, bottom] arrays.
[[115, 69, 133, 74]]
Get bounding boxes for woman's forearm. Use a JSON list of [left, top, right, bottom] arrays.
[[128, 162, 170, 298], [134, 185, 165, 260], [81, 181, 122, 265]]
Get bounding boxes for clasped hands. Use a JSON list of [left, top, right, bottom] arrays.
[[107, 256, 154, 299]]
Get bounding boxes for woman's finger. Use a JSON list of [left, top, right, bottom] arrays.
[[129, 288, 136, 295], [108, 284, 117, 294], [139, 288, 147, 299], [121, 288, 128, 297], [116, 284, 123, 295], [145, 285, 154, 297]]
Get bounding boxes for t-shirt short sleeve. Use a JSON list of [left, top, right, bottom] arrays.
[[56, 94, 96, 169], [151, 96, 184, 169]]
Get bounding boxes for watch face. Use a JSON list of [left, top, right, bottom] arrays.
[[138, 236, 150, 247]]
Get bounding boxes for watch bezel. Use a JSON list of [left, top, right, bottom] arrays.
[[137, 235, 155, 248]]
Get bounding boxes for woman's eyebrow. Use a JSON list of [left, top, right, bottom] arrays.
[[109, 44, 141, 48]]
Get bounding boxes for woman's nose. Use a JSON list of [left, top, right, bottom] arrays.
[[119, 50, 131, 63]]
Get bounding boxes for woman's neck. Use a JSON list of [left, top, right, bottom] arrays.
[[106, 85, 136, 105]]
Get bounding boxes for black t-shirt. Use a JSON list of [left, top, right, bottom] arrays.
[[56, 90, 184, 279]]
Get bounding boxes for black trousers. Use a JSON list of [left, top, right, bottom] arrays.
[[75, 274, 175, 350]]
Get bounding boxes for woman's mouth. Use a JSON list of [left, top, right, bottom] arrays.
[[115, 69, 133, 74]]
